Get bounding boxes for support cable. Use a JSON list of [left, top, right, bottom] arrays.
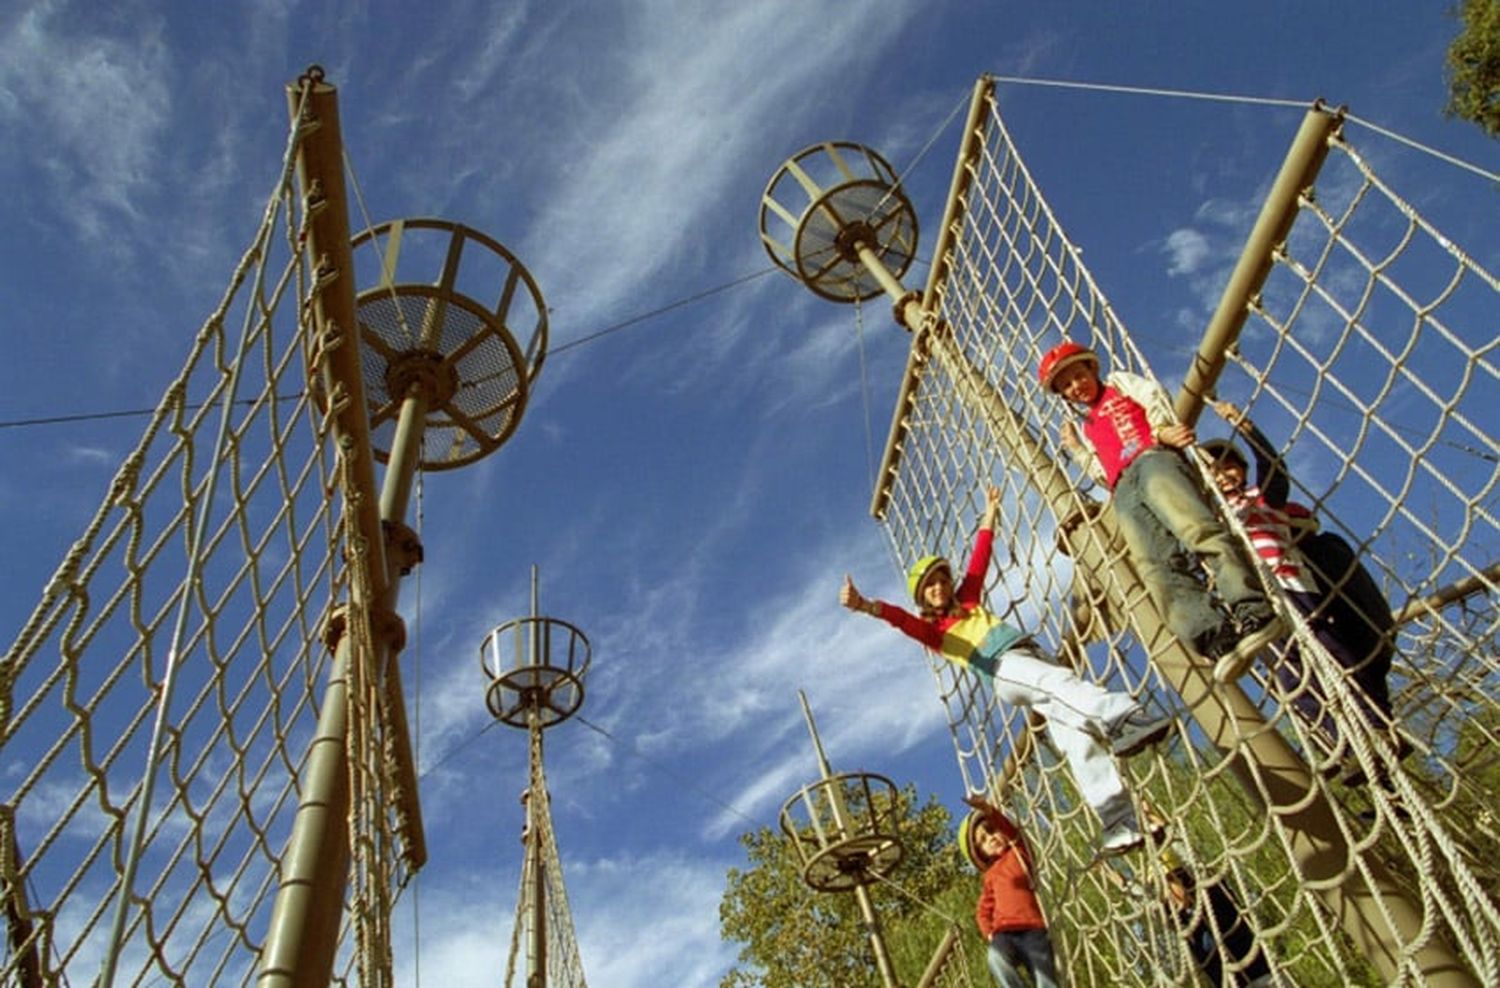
[[853, 296, 878, 494], [572, 715, 766, 830], [985, 72, 1499, 183]]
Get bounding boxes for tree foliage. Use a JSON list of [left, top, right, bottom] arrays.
[[718, 785, 971, 988], [1446, 0, 1500, 136]]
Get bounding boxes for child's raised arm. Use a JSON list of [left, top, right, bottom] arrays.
[[839, 574, 880, 617], [981, 483, 1001, 532], [1212, 400, 1288, 504], [1211, 399, 1249, 431]]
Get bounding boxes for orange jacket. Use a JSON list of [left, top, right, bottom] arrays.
[[974, 811, 1047, 937]]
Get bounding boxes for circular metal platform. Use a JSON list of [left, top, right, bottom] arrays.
[[481, 615, 591, 728], [759, 142, 918, 303], [350, 219, 547, 470], [801, 833, 905, 893], [779, 771, 906, 892]]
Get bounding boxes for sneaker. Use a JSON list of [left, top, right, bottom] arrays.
[[1233, 606, 1277, 634], [1211, 616, 1287, 684], [1107, 709, 1173, 758], [1193, 623, 1239, 661], [1356, 801, 1412, 826], [1098, 820, 1145, 856]]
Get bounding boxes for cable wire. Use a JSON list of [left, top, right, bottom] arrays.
[[986, 73, 1499, 182]]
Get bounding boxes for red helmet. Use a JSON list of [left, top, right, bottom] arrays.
[[1038, 341, 1099, 392]]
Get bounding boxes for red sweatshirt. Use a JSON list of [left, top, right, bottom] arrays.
[[974, 810, 1047, 937]]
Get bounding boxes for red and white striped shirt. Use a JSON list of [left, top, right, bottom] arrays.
[[1225, 486, 1316, 594]]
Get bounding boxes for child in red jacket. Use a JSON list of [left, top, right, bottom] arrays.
[[961, 796, 1059, 988]]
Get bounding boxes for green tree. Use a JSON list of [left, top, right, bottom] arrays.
[[718, 784, 972, 988], [1446, 0, 1500, 136]]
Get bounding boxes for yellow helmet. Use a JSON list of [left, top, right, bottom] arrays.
[[957, 809, 990, 870], [907, 555, 951, 604]]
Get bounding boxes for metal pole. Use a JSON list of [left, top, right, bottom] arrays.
[[797, 692, 900, 988], [2, 829, 43, 988], [914, 927, 960, 988], [1174, 106, 1338, 425], [528, 709, 547, 988], [257, 634, 356, 987], [1390, 561, 1500, 627], [259, 72, 427, 986], [853, 80, 1474, 981]]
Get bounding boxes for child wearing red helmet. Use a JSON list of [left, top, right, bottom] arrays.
[[841, 484, 1171, 856], [1038, 341, 1282, 667]]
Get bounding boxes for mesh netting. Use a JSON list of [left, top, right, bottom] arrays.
[[875, 83, 1498, 986], [503, 723, 589, 988], [0, 79, 409, 986]]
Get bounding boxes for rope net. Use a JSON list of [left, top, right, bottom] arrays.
[[503, 723, 588, 988], [0, 83, 409, 985], [876, 85, 1498, 986]]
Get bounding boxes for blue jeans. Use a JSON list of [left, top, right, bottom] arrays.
[[1111, 449, 1269, 647], [987, 927, 1059, 988]]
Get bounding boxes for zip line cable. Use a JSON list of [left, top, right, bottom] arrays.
[[410, 712, 770, 832], [548, 266, 781, 356], [985, 72, 1500, 184], [572, 714, 769, 830], [0, 268, 780, 431], [5, 290, 1493, 466], [7, 73, 1490, 433]]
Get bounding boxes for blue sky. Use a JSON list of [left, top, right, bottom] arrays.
[[1, 3, 1495, 986]]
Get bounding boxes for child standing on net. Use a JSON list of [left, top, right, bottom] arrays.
[[840, 484, 1171, 855], [1038, 341, 1282, 666], [961, 796, 1059, 988], [1202, 400, 1407, 768], [1098, 803, 1275, 987]]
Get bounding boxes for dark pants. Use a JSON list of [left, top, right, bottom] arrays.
[[1295, 531, 1396, 714], [1182, 882, 1271, 987], [1274, 583, 1395, 748]]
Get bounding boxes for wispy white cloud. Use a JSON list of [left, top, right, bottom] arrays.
[[570, 850, 739, 987], [0, 2, 172, 240], [63, 444, 117, 465], [389, 846, 737, 988], [1162, 227, 1210, 276], [509, 1, 923, 328], [1157, 191, 1269, 340]]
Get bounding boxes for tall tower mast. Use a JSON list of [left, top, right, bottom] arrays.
[[780, 690, 906, 987], [757, 91, 1471, 984], [265, 71, 550, 988], [483, 567, 592, 987]]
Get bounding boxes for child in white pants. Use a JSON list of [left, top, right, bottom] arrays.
[[840, 485, 1172, 855]]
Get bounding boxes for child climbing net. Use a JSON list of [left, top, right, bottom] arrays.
[[841, 484, 1172, 856]]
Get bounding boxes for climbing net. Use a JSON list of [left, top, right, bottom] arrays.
[[875, 83, 1498, 986], [0, 81, 409, 985], [503, 723, 589, 988]]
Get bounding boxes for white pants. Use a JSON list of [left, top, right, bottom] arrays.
[[989, 644, 1140, 828]]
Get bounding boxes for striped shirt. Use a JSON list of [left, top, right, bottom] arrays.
[[1225, 485, 1316, 594]]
